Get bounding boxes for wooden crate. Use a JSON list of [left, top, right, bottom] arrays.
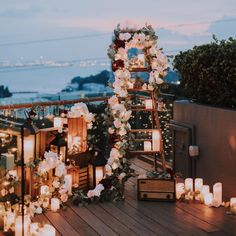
[[137, 178, 176, 201], [68, 117, 87, 152]]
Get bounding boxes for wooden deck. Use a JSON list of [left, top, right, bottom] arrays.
[[34, 158, 236, 236]]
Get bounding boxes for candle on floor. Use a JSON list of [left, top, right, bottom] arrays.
[[200, 185, 210, 201], [51, 198, 60, 212], [15, 215, 31, 236], [40, 185, 49, 195], [213, 182, 222, 206], [230, 197, 236, 207], [145, 99, 153, 109], [176, 183, 185, 199], [204, 193, 213, 206], [185, 178, 193, 192], [194, 178, 203, 200], [144, 141, 152, 151], [39, 224, 56, 236], [3, 210, 15, 232], [65, 174, 72, 195]]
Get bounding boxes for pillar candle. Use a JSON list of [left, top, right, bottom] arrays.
[[51, 198, 60, 212], [194, 178, 203, 192], [3, 210, 15, 232], [39, 224, 56, 236], [145, 99, 153, 109], [230, 197, 236, 207], [204, 193, 213, 206], [15, 215, 31, 236], [40, 185, 49, 195], [201, 185, 210, 200], [152, 130, 161, 151], [144, 141, 152, 151], [53, 117, 63, 128], [185, 178, 193, 192], [213, 182, 222, 205], [65, 174, 72, 195], [176, 183, 185, 199]]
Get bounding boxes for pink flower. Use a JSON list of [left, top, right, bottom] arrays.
[[114, 119, 122, 128]]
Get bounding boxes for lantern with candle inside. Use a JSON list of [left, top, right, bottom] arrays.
[[89, 154, 107, 189], [145, 99, 153, 109], [50, 131, 68, 163], [176, 183, 185, 200], [67, 117, 87, 155]]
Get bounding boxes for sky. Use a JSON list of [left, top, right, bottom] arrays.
[[0, 0, 236, 92]]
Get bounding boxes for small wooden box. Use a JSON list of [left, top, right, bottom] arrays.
[[137, 178, 176, 201]]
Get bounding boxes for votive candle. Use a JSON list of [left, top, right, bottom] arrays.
[[213, 182, 222, 206], [185, 178, 193, 192], [144, 141, 152, 151], [176, 183, 185, 199], [204, 193, 213, 206]]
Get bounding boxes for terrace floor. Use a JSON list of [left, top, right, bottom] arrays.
[[33, 158, 236, 236]]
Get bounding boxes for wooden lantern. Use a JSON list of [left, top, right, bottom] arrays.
[[67, 117, 87, 154]]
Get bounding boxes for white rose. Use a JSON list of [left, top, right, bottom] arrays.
[[114, 119, 122, 128], [105, 164, 112, 176], [60, 193, 68, 203], [118, 172, 126, 180], [112, 162, 120, 170], [87, 190, 94, 198], [52, 180, 60, 189], [35, 207, 43, 214], [110, 148, 121, 159], [108, 95, 119, 106], [119, 127, 127, 136], [108, 127, 115, 134]]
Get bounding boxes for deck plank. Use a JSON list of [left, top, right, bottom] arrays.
[[70, 203, 118, 236]]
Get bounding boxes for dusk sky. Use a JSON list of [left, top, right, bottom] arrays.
[[0, 0, 236, 92]]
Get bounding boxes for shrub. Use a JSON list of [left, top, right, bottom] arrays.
[[173, 37, 236, 108]]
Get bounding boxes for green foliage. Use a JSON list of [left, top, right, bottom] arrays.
[[0, 85, 12, 98], [173, 37, 236, 108]]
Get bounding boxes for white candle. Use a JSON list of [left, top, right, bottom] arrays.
[[144, 141, 152, 151], [65, 174, 72, 195], [53, 117, 63, 128], [3, 210, 15, 232], [145, 99, 153, 109], [213, 182, 222, 205], [204, 193, 213, 206], [185, 178, 193, 192], [15, 215, 31, 236], [51, 198, 60, 212], [230, 197, 236, 207], [39, 224, 56, 236], [194, 178, 203, 192], [23, 137, 34, 163], [176, 183, 185, 199], [152, 130, 161, 151], [30, 223, 39, 235], [40, 185, 49, 196], [201, 185, 210, 200]]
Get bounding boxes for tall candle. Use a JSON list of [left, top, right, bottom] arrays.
[[152, 130, 161, 151], [204, 193, 213, 206], [15, 215, 31, 236], [213, 182, 222, 205], [23, 137, 34, 163], [195, 178, 203, 200], [176, 183, 185, 199], [145, 99, 153, 109], [39, 224, 56, 236], [3, 210, 15, 232], [51, 198, 60, 212], [185, 178, 193, 192], [53, 117, 63, 128], [201, 185, 210, 200], [65, 174, 72, 195], [40, 185, 49, 195], [144, 141, 152, 151]]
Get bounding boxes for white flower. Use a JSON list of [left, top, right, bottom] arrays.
[[110, 148, 121, 159], [87, 190, 94, 198], [93, 184, 105, 197], [60, 193, 68, 203], [112, 162, 120, 170], [55, 162, 66, 177], [52, 180, 60, 189], [156, 78, 164, 84], [149, 46, 157, 56], [118, 173, 126, 180], [35, 207, 43, 214], [87, 123, 93, 129], [114, 119, 122, 128], [84, 113, 95, 123], [105, 164, 112, 176], [108, 95, 119, 107], [119, 32, 131, 41], [115, 48, 127, 61], [42, 199, 49, 208], [108, 127, 115, 134], [121, 110, 132, 121], [119, 127, 127, 136]]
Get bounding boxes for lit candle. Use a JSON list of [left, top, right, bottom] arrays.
[[204, 193, 213, 206], [201, 185, 210, 200], [145, 99, 153, 109], [152, 130, 161, 151], [15, 215, 31, 236], [230, 197, 236, 207], [51, 198, 60, 212], [53, 117, 63, 128], [176, 183, 185, 199], [39, 224, 56, 236], [185, 178, 193, 192], [95, 167, 104, 185], [213, 182, 222, 206], [3, 210, 15, 232], [23, 136, 34, 163], [144, 141, 152, 151], [30, 223, 39, 235], [40, 185, 49, 196], [65, 174, 72, 195], [194, 178, 203, 200]]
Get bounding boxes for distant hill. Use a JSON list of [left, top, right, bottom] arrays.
[[0, 85, 12, 98], [62, 70, 110, 92]]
